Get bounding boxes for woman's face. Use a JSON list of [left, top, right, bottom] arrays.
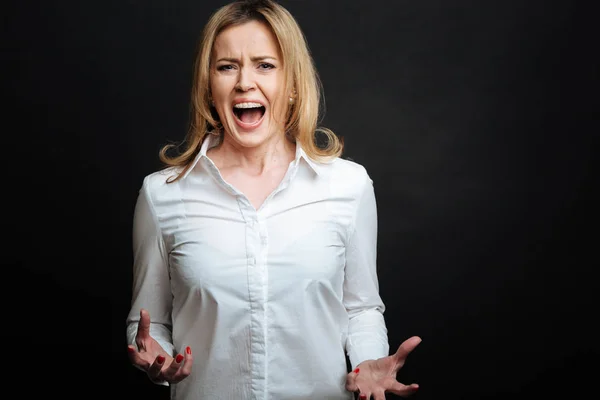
[[210, 20, 288, 149]]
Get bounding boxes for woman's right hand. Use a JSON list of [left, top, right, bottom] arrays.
[[127, 308, 193, 384]]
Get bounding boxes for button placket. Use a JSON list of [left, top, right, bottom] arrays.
[[242, 207, 266, 397]]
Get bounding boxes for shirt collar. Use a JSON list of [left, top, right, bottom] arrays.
[[181, 134, 322, 180], [294, 140, 322, 176]]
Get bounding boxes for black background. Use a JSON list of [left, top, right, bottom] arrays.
[[4, 0, 598, 398]]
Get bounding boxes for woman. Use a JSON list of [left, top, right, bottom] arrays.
[[126, 1, 421, 399]]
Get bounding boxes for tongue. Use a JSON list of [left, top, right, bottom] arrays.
[[240, 108, 262, 124]]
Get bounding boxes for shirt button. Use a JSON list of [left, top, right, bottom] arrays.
[[249, 257, 256, 265]]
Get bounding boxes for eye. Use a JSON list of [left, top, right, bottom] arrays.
[[216, 64, 235, 71], [258, 63, 275, 70]]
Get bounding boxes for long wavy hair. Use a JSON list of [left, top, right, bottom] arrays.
[[159, 0, 343, 183]]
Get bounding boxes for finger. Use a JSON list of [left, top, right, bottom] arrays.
[[345, 368, 360, 392], [127, 345, 150, 371], [372, 389, 386, 400], [171, 346, 194, 383], [393, 336, 422, 362], [388, 381, 419, 397], [358, 393, 370, 400], [135, 309, 151, 348], [147, 354, 166, 381], [162, 353, 185, 383]]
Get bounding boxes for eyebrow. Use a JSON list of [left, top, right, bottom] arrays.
[[215, 56, 278, 63]]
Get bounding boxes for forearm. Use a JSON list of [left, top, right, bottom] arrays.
[[346, 308, 389, 368]]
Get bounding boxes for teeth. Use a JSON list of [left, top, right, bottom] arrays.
[[233, 102, 263, 109]]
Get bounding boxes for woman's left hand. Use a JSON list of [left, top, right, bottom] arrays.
[[345, 336, 421, 399]]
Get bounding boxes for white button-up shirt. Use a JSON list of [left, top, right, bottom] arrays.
[[126, 134, 389, 399]]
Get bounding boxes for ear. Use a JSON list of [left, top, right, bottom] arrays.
[[289, 88, 297, 105]]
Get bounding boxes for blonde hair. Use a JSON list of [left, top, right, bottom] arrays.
[[159, 0, 343, 182]]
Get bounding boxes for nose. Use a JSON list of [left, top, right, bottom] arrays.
[[235, 67, 256, 92]]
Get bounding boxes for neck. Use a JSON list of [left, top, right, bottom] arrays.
[[212, 133, 295, 175]]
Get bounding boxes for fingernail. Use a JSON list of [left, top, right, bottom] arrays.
[[176, 354, 184, 363], [359, 395, 367, 399], [157, 355, 165, 364], [353, 368, 360, 373], [186, 346, 191, 355], [127, 346, 136, 353]]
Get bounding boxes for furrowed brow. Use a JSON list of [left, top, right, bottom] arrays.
[[215, 56, 278, 63], [251, 56, 277, 62]]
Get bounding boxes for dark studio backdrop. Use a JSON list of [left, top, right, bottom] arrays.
[[3, 0, 597, 399]]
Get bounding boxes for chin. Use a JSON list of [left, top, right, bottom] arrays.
[[233, 132, 271, 148], [225, 118, 281, 149]]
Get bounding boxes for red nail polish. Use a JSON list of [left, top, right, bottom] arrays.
[[359, 395, 367, 399], [353, 368, 360, 373], [157, 355, 165, 364], [127, 346, 136, 353], [186, 346, 191, 355], [176, 354, 184, 363]]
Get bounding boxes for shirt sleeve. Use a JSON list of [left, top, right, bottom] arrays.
[[126, 177, 175, 359], [343, 172, 390, 369]]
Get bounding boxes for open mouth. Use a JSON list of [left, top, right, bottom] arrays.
[[233, 102, 266, 126]]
